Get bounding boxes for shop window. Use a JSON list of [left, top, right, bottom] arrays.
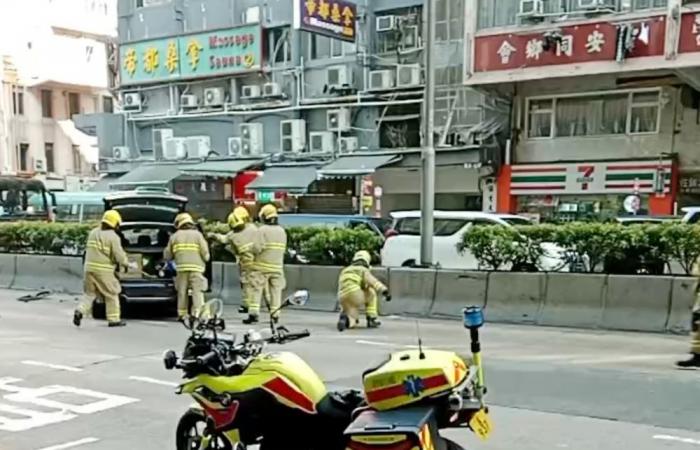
[[526, 90, 662, 139], [12, 88, 24, 115], [41, 90, 53, 118], [19, 143, 29, 172]]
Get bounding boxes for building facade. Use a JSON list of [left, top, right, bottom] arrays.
[[464, 0, 700, 220], [0, 0, 117, 191], [91, 0, 502, 217]]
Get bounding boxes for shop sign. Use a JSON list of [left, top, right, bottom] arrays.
[[510, 160, 672, 196], [295, 0, 357, 43], [119, 24, 262, 85], [256, 190, 275, 203], [680, 174, 700, 194], [473, 17, 665, 73]]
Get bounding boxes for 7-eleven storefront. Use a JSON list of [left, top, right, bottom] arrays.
[[496, 159, 677, 221]]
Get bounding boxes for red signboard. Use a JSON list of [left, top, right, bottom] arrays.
[[678, 12, 700, 54], [473, 17, 665, 72]]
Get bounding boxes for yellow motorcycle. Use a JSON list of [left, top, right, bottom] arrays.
[[163, 293, 492, 450]]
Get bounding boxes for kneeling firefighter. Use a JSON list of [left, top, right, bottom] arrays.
[[165, 213, 211, 321], [74, 210, 134, 328], [337, 250, 390, 331]]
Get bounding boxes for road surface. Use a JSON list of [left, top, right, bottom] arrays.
[[0, 288, 698, 450]]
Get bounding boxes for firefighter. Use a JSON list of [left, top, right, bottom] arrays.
[[73, 210, 134, 328], [246, 204, 286, 325], [165, 213, 211, 321], [676, 298, 700, 369], [208, 208, 260, 316], [337, 250, 391, 332]]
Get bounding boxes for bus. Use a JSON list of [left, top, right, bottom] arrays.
[[0, 176, 54, 222], [29, 191, 109, 223]]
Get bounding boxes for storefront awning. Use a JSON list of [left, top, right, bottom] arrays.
[[246, 166, 319, 193], [318, 154, 401, 178], [57, 120, 98, 164], [180, 159, 263, 178], [110, 163, 190, 189]]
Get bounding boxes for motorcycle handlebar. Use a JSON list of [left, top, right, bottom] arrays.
[[196, 351, 218, 366], [276, 329, 310, 343]]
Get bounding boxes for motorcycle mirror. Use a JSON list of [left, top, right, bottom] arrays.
[[201, 298, 224, 319], [163, 350, 177, 370], [287, 290, 309, 307]]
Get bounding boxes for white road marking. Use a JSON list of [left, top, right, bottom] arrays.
[[21, 360, 82, 372], [129, 376, 178, 387], [570, 354, 669, 365], [654, 435, 700, 446], [37, 437, 100, 450], [0, 402, 75, 432], [356, 340, 405, 348]]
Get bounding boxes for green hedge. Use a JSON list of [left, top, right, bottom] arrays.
[[459, 222, 700, 275], [0, 222, 382, 266]]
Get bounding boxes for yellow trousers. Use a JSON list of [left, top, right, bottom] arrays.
[[339, 287, 378, 327], [251, 271, 285, 318], [77, 272, 122, 323], [176, 272, 207, 319]]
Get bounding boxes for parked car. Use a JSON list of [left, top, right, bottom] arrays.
[[91, 188, 212, 318], [616, 215, 679, 225], [277, 214, 391, 238], [0, 176, 54, 222], [380, 211, 573, 271], [680, 207, 700, 224]]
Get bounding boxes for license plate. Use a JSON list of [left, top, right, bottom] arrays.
[[469, 409, 493, 441]]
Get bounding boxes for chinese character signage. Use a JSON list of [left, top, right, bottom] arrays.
[[296, 0, 357, 43], [119, 24, 262, 85], [473, 17, 665, 73]]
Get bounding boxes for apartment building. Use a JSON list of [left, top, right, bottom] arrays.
[[87, 0, 502, 217], [465, 0, 700, 220], [0, 0, 117, 191]]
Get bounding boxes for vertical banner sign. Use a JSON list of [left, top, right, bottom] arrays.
[[295, 0, 357, 43]]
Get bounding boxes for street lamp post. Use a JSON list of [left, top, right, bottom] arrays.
[[420, 0, 436, 266]]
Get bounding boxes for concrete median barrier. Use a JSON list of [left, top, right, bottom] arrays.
[[12, 255, 82, 294], [430, 271, 487, 319], [286, 265, 342, 313], [0, 254, 16, 288], [486, 272, 544, 324], [602, 275, 672, 332], [384, 268, 435, 317], [666, 277, 697, 334], [539, 273, 606, 329], [207, 262, 224, 299], [219, 263, 242, 306]]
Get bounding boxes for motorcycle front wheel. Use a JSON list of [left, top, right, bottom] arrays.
[[176, 410, 235, 450]]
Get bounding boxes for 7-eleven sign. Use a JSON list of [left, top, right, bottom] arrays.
[[576, 165, 595, 190]]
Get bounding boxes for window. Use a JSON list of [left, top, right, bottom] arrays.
[[526, 90, 661, 139], [308, 33, 331, 60], [268, 27, 291, 64], [19, 143, 29, 172], [375, 9, 422, 54], [68, 92, 80, 118], [44, 143, 54, 173], [330, 37, 356, 58], [102, 95, 114, 113], [395, 218, 469, 236], [136, 0, 170, 7], [12, 88, 24, 115], [435, 0, 464, 42], [72, 145, 81, 174], [41, 90, 53, 118]]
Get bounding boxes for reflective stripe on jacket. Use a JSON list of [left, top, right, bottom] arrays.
[[84, 228, 129, 274], [228, 223, 259, 271], [255, 224, 286, 273], [338, 265, 387, 297], [165, 228, 210, 273]]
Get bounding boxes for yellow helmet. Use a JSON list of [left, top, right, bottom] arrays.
[[227, 211, 245, 229], [233, 206, 251, 222], [352, 250, 371, 265], [175, 212, 194, 229], [259, 204, 278, 221], [101, 210, 122, 229]]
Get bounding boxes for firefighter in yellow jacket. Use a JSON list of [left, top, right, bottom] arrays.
[[73, 210, 133, 328], [337, 250, 391, 331], [208, 208, 260, 316], [676, 297, 700, 368], [246, 204, 286, 325], [165, 213, 211, 321]]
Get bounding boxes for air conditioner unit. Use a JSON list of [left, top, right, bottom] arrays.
[[163, 137, 186, 160], [280, 119, 306, 154], [519, 0, 544, 16], [34, 159, 46, 173], [244, 6, 260, 24], [228, 137, 243, 156], [327, 108, 351, 132], [369, 70, 395, 91], [240, 123, 264, 155], [263, 82, 283, 97], [327, 66, 354, 89], [112, 146, 130, 160], [309, 132, 335, 154], [376, 15, 396, 32], [577, 0, 614, 9], [122, 92, 142, 112], [204, 88, 225, 107], [396, 64, 421, 87], [180, 94, 198, 109], [241, 85, 261, 99], [152, 128, 173, 159], [338, 136, 359, 154], [184, 136, 211, 159]]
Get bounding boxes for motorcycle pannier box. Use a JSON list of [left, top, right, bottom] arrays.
[[344, 407, 440, 450], [362, 350, 468, 411]]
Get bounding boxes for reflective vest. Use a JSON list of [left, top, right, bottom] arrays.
[[165, 228, 210, 273], [255, 224, 287, 274], [84, 228, 129, 274], [229, 223, 259, 271], [338, 265, 387, 297]]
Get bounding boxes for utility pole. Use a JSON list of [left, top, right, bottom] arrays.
[[420, 0, 436, 266]]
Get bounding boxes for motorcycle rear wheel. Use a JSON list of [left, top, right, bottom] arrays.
[[176, 410, 234, 450]]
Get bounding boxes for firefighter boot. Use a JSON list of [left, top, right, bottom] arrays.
[[367, 317, 382, 329], [73, 311, 83, 327], [676, 353, 700, 369], [243, 315, 259, 325], [337, 313, 350, 332], [108, 321, 127, 328]]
